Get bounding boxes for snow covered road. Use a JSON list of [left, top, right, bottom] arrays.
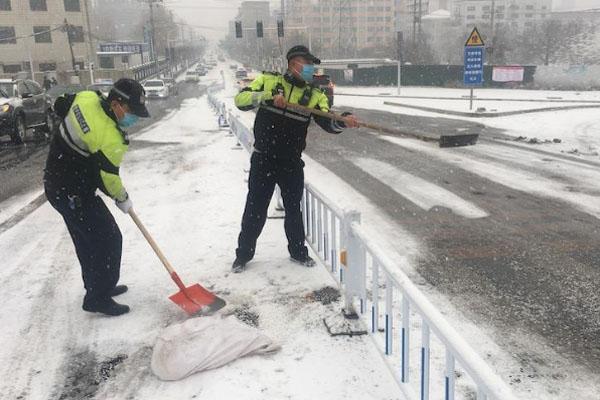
[[301, 106, 600, 399], [0, 96, 402, 399], [213, 67, 600, 399]]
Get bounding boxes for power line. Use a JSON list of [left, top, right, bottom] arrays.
[[0, 25, 65, 43]]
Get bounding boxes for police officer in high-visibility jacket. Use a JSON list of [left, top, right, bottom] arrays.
[[231, 45, 359, 273], [44, 78, 149, 316]]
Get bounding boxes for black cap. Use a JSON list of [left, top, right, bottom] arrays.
[[109, 78, 150, 118], [286, 45, 321, 65]]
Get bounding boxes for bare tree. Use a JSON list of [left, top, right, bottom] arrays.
[[517, 20, 583, 66]]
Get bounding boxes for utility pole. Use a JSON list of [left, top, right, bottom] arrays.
[[148, 0, 160, 75], [338, 0, 343, 57], [412, 0, 417, 45], [64, 19, 79, 78], [82, 0, 95, 84], [337, 0, 351, 58], [412, 0, 422, 62], [418, 0, 422, 39], [490, 0, 496, 64]]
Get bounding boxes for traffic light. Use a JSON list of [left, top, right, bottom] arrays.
[[256, 21, 263, 38], [277, 19, 284, 37], [235, 21, 242, 38]]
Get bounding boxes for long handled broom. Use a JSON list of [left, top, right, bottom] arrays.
[[285, 103, 479, 148]]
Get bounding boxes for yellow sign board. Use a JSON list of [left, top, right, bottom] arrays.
[[465, 27, 485, 47]]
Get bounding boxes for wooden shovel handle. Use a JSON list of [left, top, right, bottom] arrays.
[[128, 208, 176, 275], [285, 102, 439, 143]]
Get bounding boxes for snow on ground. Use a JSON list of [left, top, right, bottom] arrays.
[[377, 134, 600, 223], [478, 109, 600, 155], [214, 65, 600, 399], [333, 88, 600, 160], [336, 86, 600, 102], [338, 93, 599, 114], [352, 157, 489, 219], [0, 95, 403, 399], [0, 189, 43, 225]]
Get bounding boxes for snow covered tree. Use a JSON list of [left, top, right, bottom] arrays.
[[516, 20, 583, 66]]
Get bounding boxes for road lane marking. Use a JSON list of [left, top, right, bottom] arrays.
[[377, 134, 600, 220], [352, 157, 489, 219]]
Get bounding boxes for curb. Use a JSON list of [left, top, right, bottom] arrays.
[[337, 92, 600, 104], [382, 101, 600, 118]]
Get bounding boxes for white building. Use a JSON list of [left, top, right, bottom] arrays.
[[452, 0, 553, 30], [0, 0, 94, 76]]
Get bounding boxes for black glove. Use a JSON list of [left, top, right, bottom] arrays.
[[334, 112, 353, 129]]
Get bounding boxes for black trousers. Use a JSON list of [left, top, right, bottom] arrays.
[[236, 152, 308, 262], [45, 185, 122, 303]]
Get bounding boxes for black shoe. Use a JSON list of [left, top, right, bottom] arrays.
[[110, 285, 128, 297], [83, 297, 130, 316], [231, 258, 247, 273], [290, 254, 316, 267]]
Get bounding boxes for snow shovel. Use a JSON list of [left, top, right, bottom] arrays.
[[128, 209, 226, 316], [285, 103, 479, 148]]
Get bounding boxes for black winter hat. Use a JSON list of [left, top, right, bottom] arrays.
[[109, 78, 150, 118], [286, 45, 321, 65]]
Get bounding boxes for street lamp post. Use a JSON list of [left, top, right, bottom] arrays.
[[148, 0, 162, 75]]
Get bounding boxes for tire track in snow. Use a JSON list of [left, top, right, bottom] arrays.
[[0, 224, 76, 400]]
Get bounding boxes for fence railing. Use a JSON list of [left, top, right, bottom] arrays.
[[206, 86, 518, 400]]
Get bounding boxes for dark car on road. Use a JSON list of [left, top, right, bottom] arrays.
[[0, 78, 55, 144], [195, 65, 208, 76], [46, 83, 86, 103], [235, 68, 248, 79]]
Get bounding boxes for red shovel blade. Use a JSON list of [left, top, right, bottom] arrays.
[[169, 284, 226, 316]]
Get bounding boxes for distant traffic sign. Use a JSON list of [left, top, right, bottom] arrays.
[[464, 27, 485, 86], [465, 27, 485, 47], [464, 47, 485, 85]]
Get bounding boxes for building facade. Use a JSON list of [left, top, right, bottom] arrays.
[[0, 0, 93, 76], [451, 0, 553, 30], [283, 0, 396, 57]]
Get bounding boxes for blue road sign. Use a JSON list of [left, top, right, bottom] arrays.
[[464, 46, 485, 86]]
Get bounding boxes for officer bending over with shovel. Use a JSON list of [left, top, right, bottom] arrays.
[[44, 78, 149, 316]]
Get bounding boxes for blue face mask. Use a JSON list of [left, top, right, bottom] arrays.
[[118, 113, 139, 128], [300, 64, 315, 82]]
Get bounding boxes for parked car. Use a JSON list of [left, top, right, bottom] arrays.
[[195, 65, 208, 76], [143, 79, 169, 99], [185, 70, 200, 82], [0, 78, 55, 144], [229, 64, 238, 70], [235, 68, 248, 79], [46, 83, 86, 104], [162, 77, 179, 96], [313, 74, 334, 107]]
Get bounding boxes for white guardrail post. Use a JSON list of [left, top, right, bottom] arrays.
[[340, 210, 360, 316], [210, 84, 518, 400]]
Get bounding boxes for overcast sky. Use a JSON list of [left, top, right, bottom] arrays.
[[553, 0, 600, 11], [164, 0, 600, 42], [164, 0, 281, 41]]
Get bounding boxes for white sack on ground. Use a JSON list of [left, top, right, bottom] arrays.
[[151, 315, 281, 381]]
